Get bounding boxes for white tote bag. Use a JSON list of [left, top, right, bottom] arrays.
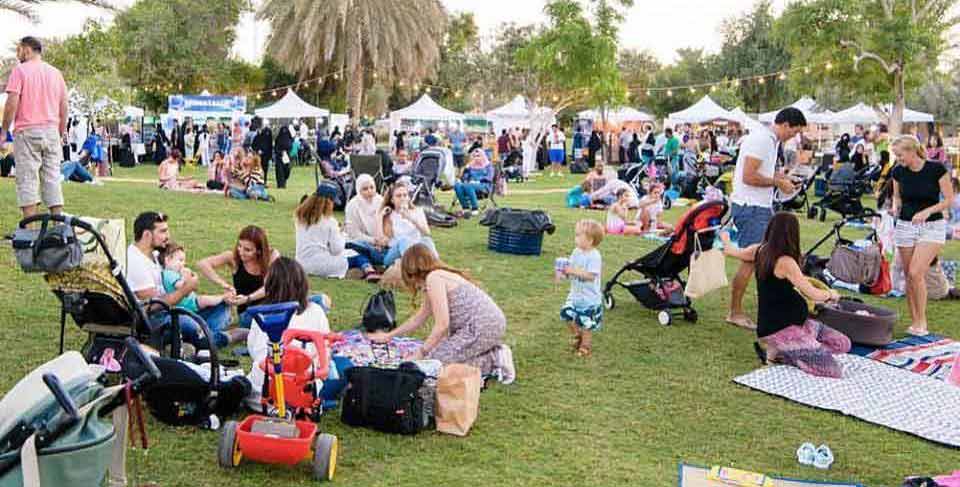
[[684, 235, 728, 299]]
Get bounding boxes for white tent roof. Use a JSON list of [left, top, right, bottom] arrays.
[[758, 96, 830, 123], [577, 106, 655, 123], [487, 95, 531, 118], [668, 96, 737, 124], [878, 104, 934, 123], [827, 102, 882, 125], [730, 107, 764, 132], [255, 89, 329, 119], [390, 94, 465, 122], [124, 106, 144, 118]]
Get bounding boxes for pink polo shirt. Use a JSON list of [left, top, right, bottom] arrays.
[[4, 59, 67, 133]]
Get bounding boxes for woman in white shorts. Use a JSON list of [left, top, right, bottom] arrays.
[[890, 135, 955, 336]]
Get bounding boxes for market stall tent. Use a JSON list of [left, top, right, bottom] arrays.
[[667, 96, 737, 125], [826, 103, 883, 125], [758, 97, 835, 124], [487, 95, 535, 134], [389, 94, 465, 134], [254, 89, 330, 119], [577, 106, 655, 124], [729, 107, 764, 132], [877, 104, 934, 123]]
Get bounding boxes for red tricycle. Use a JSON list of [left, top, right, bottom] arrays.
[[217, 302, 341, 481]]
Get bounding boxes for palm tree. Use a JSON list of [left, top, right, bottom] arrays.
[[258, 0, 447, 119], [1, 0, 115, 22]]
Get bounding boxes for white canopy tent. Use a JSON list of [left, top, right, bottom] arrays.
[[124, 105, 145, 119], [487, 95, 537, 134], [729, 107, 764, 132], [254, 89, 330, 120], [758, 97, 835, 124], [877, 104, 934, 123], [389, 94, 465, 134], [666, 96, 737, 125], [577, 106, 655, 124], [825, 102, 883, 125]]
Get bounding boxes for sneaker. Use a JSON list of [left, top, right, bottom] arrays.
[[813, 444, 834, 470], [796, 442, 816, 465], [470, 209, 480, 217], [496, 344, 516, 385]]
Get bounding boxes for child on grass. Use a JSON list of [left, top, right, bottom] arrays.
[[160, 242, 226, 313], [636, 182, 673, 235], [606, 189, 644, 235], [560, 219, 604, 357]]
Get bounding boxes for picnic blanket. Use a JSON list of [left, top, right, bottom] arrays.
[[851, 334, 959, 383], [330, 329, 423, 368], [733, 354, 960, 447], [678, 463, 862, 487]]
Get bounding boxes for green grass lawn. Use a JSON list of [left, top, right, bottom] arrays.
[[1, 163, 958, 486]]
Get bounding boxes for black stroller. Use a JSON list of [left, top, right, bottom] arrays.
[[773, 164, 823, 214], [808, 163, 872, 221], [409, 150, 444, 207], [603, 200, 728, 326], [17, 215, 159, 366]]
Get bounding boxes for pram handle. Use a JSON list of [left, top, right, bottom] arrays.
[[145, 300, 221, 392], [124, 336, 161, 387], [18, 213, 93, 233], [42, 374, 80, 424]]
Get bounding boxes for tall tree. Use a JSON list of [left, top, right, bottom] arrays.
[[516, 0, 631, 112], [43, 20, 127, 118], [712, 0, 791, 112], [433, 12, 482, 113], [775, 0, 958, 135], [113, 0, 248, 110], [258, 0, 447, 120], [0, 0, 113, 22]]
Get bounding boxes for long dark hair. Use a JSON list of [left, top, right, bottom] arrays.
[[755, 212, 801, 281], [264, 256, 309, 312]]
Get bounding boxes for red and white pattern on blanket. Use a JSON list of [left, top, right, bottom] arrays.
[[868, 337, 960, 382]]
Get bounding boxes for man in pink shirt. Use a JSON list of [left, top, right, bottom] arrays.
[[0, 36, 68, 218]]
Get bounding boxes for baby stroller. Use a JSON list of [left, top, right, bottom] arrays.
[[310, 154, 354, 211], [16, 214, 162, 368], [409, 151, 444, 207], [132, 301, 251, 428], [617, 162, 673, 210], [0, 337, 159, 487], [802, 210, 890, 295], [773, 164, 822, 214], [603, 199, 729, 325], [808, 163, 870, 221]]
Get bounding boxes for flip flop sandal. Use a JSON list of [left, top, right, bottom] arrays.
[[813, 444, 834, 470], [796, 442, 817, 466], [906, 327, 930, 337]]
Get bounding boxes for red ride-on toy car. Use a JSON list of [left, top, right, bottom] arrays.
[[217, 302, 340, 481]]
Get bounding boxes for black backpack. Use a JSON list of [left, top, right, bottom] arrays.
[[341, 365, 429, 435]]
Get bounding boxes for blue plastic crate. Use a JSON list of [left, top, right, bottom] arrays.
[[488, 226, 544, 256]]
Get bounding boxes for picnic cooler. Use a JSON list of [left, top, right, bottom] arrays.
[[816, 300, 896, 346], [480, 208, 556, 256]]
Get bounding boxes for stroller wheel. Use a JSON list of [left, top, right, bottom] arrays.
[[683, 308, 698, 323], [603, 292, 615, 310], [807, 206, 817, 219], [217, 421, 241, 468], [657, 310, 672, 326], [312, 433, 339, 481], [819, 208, 827, 222], [663, 196, 672, 210]]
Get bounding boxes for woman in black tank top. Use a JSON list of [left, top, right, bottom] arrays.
[[721, 212, 851, 378]]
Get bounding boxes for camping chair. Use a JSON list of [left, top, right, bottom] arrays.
[[350, 154, 385, 190], [449, 162, 500, 213]]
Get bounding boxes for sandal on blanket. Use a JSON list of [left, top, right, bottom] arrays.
[[906, 326, 930, 337]]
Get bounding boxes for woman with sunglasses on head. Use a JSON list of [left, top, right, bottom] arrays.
[[453, 148, 494, 216]]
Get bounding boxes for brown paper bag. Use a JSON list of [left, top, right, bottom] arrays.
[[435, 363, 482, 436]]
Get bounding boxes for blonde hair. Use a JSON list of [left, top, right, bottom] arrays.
[[295, 193, 334, 226], [576, 219, 604, 247], [892, 135, 926, 160]]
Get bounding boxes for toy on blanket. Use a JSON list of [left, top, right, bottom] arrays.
[[331, 330, 423, 368], [707, 466, 775, 487]]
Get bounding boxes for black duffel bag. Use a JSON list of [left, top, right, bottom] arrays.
[[341, 365, 430, 435]]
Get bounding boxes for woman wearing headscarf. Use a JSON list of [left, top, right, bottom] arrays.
[[274, 126, 294, 188], [344, 173, 389, 273], [587, 130, 603, 168], [152, 123, 169, 164], [454, 148, 495, 214]]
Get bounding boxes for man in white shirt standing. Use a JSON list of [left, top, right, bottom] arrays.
[[726, 107, 806, 330], [126, 211, 232, 349]]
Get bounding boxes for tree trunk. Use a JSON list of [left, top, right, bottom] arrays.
[[890, 68, 905, 136], [348, 62, 364, 122]]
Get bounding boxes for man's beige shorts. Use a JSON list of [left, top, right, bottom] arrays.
[[14, 127, 63, 209]]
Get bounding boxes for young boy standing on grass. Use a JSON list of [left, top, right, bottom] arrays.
[[560, 219, 605, 357]]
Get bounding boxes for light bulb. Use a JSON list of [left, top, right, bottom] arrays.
[[758, 77, 765, 84], [666, 90, 673, 97]]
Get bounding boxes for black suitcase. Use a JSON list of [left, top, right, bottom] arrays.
[[341, 365, 430, 435]]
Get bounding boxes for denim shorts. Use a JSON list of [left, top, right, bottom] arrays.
[[895, 219, 946, 247], [731, 203, 773, 247]]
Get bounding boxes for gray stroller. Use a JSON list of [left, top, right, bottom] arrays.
[[0, 338, 159, 487]]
